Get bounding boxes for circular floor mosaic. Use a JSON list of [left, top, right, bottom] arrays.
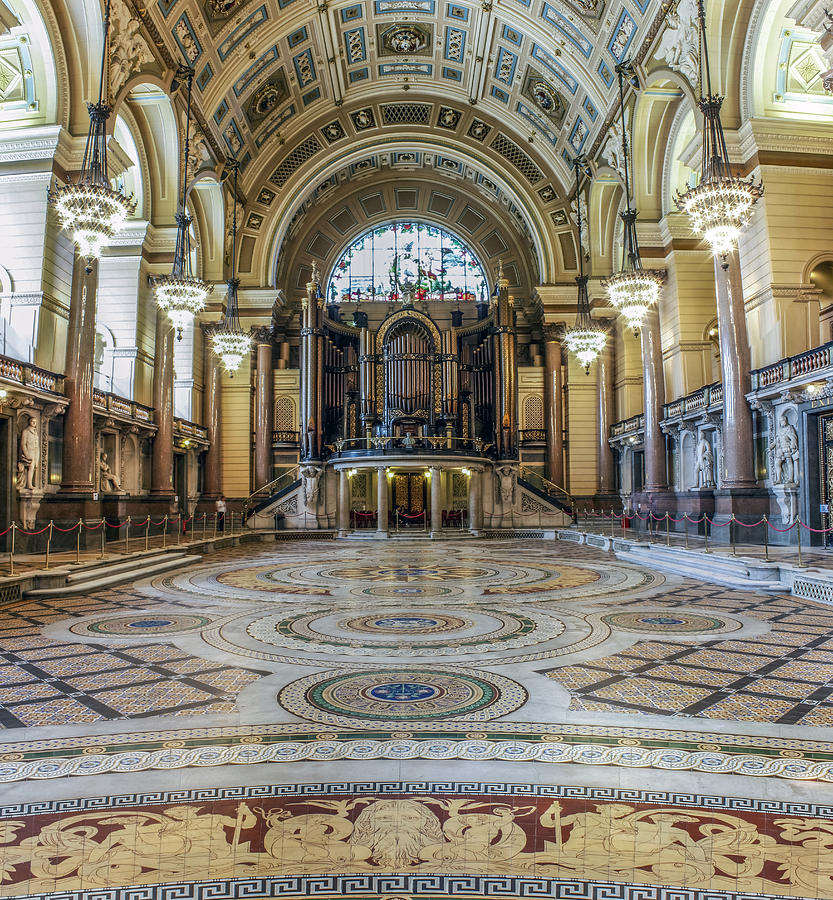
[[70, 614, 212, 637], [154, 550, 669, 606], [602, 611, 742, 635], [279, 666, 527, 726], [241, 606, 570, 659], [340, 613, 470, 634]]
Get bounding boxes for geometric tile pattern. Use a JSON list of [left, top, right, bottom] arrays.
[[545, 583, 833, 725], [0, 586, 268, 728]]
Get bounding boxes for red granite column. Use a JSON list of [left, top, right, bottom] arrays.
[[597, 340, 615, 493], [715, 252, 756, 488], [641, 306, 667, 491], [253, 329, 274, 489], [59, 257, 98, 493], [150, 311, 175, 496], [202, 325, 222, 498], [544, 330, 564, 486]]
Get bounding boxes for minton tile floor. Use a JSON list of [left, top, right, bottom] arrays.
[[3, 538, 833, 899]]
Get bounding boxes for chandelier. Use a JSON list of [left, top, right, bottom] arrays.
[[48, 0, 134, 259], [675, 0, 762, 255], [565, 156, 606, 374], [154, 64, 210, 339], [604, 60, 663, 334], [212, 158, 251, 374]]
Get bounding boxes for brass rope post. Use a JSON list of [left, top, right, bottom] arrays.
[[45, 520, 53, 570]]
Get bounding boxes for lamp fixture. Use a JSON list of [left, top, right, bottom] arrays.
[[604, 60, 663, 335], [674, 0, 762, 255], [154, 64, 210, 340], [48, 0, 135, 260], [212, 157, 251, 374], [564, 155, 606, 375]]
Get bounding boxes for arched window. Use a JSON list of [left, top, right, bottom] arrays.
[[328, 222, 488, 304]]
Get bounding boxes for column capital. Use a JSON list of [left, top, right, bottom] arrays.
[[542, 322, 565, 342], [250, 325, 274, 345]]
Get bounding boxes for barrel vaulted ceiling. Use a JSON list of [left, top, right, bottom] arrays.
[[117, 0, 670, 288]]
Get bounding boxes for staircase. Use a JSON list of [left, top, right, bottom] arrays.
[[24, 549, 201, 598], [242, 466, 300, 522], [518, 467, 574, 516]]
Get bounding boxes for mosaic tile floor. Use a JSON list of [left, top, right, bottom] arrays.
[[3, 537, 833, 900]]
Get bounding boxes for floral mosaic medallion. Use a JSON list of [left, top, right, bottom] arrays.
[[279, 667, 526, 726], [602, 611, 742, 635], [69, 614, 213, 637]]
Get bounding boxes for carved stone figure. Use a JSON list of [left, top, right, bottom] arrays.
[[495, 465, 516, 504], [771, 414, 799, 485], [108, 0, 153, 98], [300, 465, 323, 508], [693, 435, 715, 489], [99, 452, 122, 493], [16, 416, 38, 490], [653, 0, 700, 85]]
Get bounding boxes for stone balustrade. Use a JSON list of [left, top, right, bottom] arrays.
[[750, 339, 833, 393], [0, 354, 64, 395]]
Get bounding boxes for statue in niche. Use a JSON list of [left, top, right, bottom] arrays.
[[693, 435, 715, 489], [771, 414, 800, 486], [16, 416, 38, 490], [99, 452, 122, 492], [300, 465, 323, 507]]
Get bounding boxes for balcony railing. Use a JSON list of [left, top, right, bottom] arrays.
[[519, 429, 546, 443], [174, 418, 209, 444], [750, 339, 833, 391], [610, 415, 644, 438], [0, 355, 64, 395], [662, 381, 722, 421], [329, 435, 489, 457], [272, 430, 299, 444], [93, 389, 154, 425]]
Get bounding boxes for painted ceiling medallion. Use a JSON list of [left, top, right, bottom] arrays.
[[247, 76, 289, 126], [530, 80, 559, 112]]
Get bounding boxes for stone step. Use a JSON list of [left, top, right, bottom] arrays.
[[24, 553, 201, 598], [65, 551, 191, 583], [620, 544, 782, 590]]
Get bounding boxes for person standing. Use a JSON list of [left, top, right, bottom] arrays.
[[216, 495, 226, 532]]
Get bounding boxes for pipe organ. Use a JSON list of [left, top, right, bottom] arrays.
[[300, 267, 518, 458]]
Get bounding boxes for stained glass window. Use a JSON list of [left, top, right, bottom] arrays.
[[327, 222, 489, 303]]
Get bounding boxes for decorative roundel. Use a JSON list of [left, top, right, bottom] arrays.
[[72, 614, 212, 637], [243, 606, 563, 659], [531, 80, 561, 113], [339, 613, 469, 634], [601, 611, 741, 635], [387, 26, 425, 52], [355, 584, 454, 599], [280, 667, 526, 726]]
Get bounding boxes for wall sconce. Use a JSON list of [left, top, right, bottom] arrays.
[[461, 467, 471, 477]]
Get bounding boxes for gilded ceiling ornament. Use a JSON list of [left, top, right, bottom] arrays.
[[381, 23, 430, 54], [530, 80, 560, 113]]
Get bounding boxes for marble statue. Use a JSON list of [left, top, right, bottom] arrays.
[[16, 416, 38, 490], [771, 414, 799, 486], [653, 0, 699, 85], [99, 452, 122, 492], [694, 436, 715, 489]]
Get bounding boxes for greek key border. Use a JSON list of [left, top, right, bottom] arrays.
[[3, 780, 832, 819]]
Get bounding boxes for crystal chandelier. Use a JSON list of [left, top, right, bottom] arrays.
[[212, 158, 251, 375], [48, 0, 134, 259], [604, 60, 663, 334], [154, 64, 210, 339], [565, 156, 606, 374], [675, 0, 762, 255]]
